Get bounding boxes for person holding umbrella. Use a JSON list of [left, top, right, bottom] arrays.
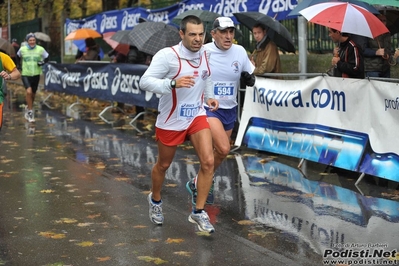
[[363, 14, 391, 78], [186, 17, 255, 205], [16, 33, 49, 122], [329, 28, 365, 79], [251, 23, 282, 76], [139, 15, 219, 233]]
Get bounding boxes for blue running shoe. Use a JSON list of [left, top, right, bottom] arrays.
[[186, 179, 197, 205], [186, 178, 215, 205], [188, 210, 215, 233], [147, 192, 163, 225]]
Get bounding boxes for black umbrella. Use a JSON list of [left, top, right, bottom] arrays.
[[379, 6, 399, 35], [172, 10, 220, 32], [287, 0, 379, 17], [233, 12, 295, 53], [127, 22, 181, 56], [172, 10, 244, 43], [110, 30, 131, 44]]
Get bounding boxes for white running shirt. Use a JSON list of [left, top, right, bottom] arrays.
[[204, 42, 255, 109], [139, 42, 212, 131]]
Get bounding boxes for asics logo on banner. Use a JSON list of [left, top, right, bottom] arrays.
[[45, 65, 62, 86], [101, 14, 118, 32], [82, 20, 97, 30], [66, 22, 80, 34], [111, 68, 141, 96], [83, 68, 108, 92], [259, 0, 296, 14], [177, 3, 205, 15], [121, 11, 141, 30], [147, 11, 169, 23], [211, 0, 248, 16], [61, 72, 81, 89]]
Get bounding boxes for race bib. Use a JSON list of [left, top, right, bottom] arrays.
[[213, 81, 235, 99], [177, 102, 200, 120]]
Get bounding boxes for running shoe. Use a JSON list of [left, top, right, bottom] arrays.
[[28, 111, 35, 123], [24, 108, 29, 121], [147, 192, 163, 225], [186, 178, 214, 205], [186, 179, 197, 205], [188, 210, 215, 233]]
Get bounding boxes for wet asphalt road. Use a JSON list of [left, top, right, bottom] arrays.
[[1, 91, 399, 266]]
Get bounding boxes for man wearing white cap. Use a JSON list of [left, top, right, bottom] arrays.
[[186, 16, 255, 205]]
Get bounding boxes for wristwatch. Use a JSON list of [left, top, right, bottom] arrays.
[[170, 79, 176, 89]]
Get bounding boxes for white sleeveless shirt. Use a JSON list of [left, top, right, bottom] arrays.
[[156, 44, 211, 131]]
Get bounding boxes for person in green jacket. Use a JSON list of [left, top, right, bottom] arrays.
[[0, 52, 21, 131], [16, 33, 49, 123]]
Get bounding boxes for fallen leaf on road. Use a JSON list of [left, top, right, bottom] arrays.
[[55, 218, 78, 224], [38, 231, 66, 239], [77, 222, 93, 227], [173, 251, 192, 257], [137, 256, 167, 264], [165, 238, 184, 244], [87, 213, 101, 219], [76, 241, 94, 247], [236, 219, 255, 225], [195, 231, 212, 236], [41, 189, 55, 193], [96, 256, 111, 262], [133, 225, 147, 228]]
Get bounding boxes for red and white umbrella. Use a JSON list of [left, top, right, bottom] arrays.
[[299, 2, 389, 38], [103, 32, 129, 55]]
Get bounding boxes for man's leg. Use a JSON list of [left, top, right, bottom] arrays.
[[190, 128, 214, 210], [25, 87, 34, 111], [186, 117, 232, 205], [208, 117, 233, 171], [147, 140, 176, 225], [151, 141, 176, 201], [188, 128, 216, 233]]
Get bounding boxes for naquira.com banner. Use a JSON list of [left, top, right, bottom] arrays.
[[235, 76, 399, 182]]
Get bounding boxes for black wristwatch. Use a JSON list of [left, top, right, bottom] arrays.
[[170, 79, 176, 89]]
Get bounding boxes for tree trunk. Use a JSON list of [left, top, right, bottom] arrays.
[[102, 0, 119, 11]]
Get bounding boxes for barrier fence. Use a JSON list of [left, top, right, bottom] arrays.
[[42, 62, 399, 185], [42, 62, 159, 131]]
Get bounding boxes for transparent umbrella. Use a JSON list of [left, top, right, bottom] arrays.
[[34, 32, 51, 42]]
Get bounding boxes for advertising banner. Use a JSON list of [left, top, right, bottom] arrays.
[[43, 62, 160, 109], [65, 0, 297, 35], [235, 76, 399, 182]]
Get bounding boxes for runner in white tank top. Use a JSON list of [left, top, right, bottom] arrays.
[[139, 15, 219, 233]]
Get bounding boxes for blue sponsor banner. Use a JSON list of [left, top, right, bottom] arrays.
[[43, 62, 159, 109], [243, 117, 369, 171], [65, 0, 297, 34]]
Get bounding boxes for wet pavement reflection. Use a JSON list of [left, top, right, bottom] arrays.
[[1, 95, 399, 265]]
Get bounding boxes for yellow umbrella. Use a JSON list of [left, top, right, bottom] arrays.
[[65, 28, 102, 41]]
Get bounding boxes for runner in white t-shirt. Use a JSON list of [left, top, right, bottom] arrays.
[[186, 17, 255, 205], [139, 15, 219, 233]]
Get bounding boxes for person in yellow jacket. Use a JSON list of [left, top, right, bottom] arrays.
[[16, 33, 49, 122], [0, 52, 21, 131]]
